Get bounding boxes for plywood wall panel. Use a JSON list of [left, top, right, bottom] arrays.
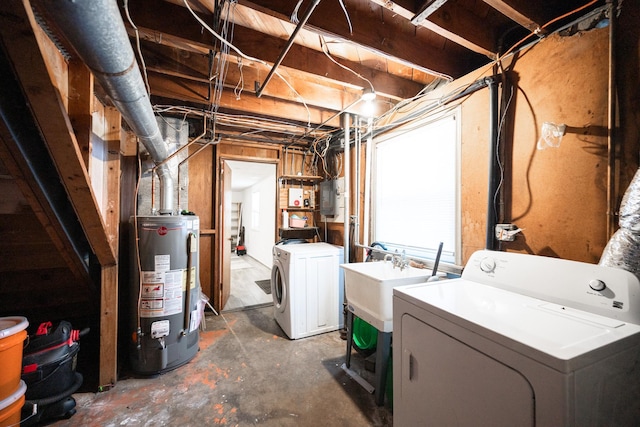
[[407, 24, 616, 265], [460, 90, 492, 262], [506, 29, 609, 263]]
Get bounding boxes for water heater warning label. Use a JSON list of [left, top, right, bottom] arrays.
[[142, 284, 164, 298], [140, 269, 184, 318]]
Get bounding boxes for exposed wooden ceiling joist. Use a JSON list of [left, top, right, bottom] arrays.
[[132, 25, 425, 102], [370, 0, 499, 57], [481, 0, 544, 32], [146, 71, 362, 127], [238, 0, 486, 79], [117, 0, 412, 130]]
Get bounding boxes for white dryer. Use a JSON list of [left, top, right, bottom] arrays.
[[393, 250, 640, 427], [271, 242, 344, 339]]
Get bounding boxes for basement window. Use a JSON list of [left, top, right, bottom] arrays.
[[372, 110, 460, 265]]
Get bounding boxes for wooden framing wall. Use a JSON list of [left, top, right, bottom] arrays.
[[187, 143, 215, 299]]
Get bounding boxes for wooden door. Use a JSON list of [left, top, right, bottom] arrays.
[[220, 160, 232, 309]]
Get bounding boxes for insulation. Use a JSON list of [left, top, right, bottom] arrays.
[[599, 169, 640, 277]]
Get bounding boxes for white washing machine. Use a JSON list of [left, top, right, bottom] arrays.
[[393, 250, 640, 427], [271, 242, 344, 339]]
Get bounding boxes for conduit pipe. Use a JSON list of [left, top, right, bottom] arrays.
[[485, 76, 499, 250], [352, 116, 362, 262], [363, 116, 373, 251], [343, 113, 351, 264], [255, 0, 321, 98], [37, 0, 174, 214], [606, 1, 617, 237]]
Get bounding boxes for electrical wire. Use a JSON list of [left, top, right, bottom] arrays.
[[337, 0, 353, 35], [291, 0, 304, 24], [496, 0, 600, 64], [134, 154, 143, 335], [210, 0, 236, 113], [375, 0, 602, 138], [493, 82, 514, 225], [182, 0, 312, 127], [233, 57, 244, 100], [372, 0, 602, 144], [319, 35, 374, 93]]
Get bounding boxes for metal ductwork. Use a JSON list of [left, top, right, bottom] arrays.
[[599, 168, 640, 278], [36, 0, 174, 214]]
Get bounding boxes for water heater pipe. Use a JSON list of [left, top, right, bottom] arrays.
[[36, 0, 174, 214]]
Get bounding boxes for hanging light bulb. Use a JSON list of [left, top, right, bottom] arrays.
[[361, 87, 376, 102]]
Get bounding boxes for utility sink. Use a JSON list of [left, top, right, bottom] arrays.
[[341, 261, 436, 332]]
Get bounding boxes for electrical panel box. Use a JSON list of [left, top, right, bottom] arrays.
[[321, 178, 345, 222], [320, 180, 336, 215]]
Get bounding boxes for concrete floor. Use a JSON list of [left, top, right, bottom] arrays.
[[49, 306, 393, 426]]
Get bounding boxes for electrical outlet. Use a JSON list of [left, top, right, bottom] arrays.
[[495, 224, 518, 241]]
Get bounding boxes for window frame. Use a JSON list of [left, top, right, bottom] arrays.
[[370, 107, 461, 266]]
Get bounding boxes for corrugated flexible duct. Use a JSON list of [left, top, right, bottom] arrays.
[[599, 169, 640, 277], [35, 0, 174, 214]]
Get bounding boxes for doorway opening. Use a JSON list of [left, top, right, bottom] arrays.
[[224, 160, 276, 311]]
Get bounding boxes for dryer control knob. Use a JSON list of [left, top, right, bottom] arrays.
[[589, 279, 606, 291], [479, 257, 496, 273]]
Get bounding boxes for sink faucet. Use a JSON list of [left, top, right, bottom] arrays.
[[384, 250, 409, 270]]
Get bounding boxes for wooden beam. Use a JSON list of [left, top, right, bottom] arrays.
[[136, 40, 210, 83], [147, 71, 356, 128], [148, 50, 362, 111], [104, 107, 121, 258], [221, 25, 425, 100], [370, 0, 497, 57], [481, 0, 543, 32], [99, 264, 118, 388], [411, 0, 449, 25], [68, 59, 93, 168], [0, 0, 116, 266], [97, 110, 120, 388]]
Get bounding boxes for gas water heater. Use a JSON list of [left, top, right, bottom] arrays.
[[129, 215, 201, 375]]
